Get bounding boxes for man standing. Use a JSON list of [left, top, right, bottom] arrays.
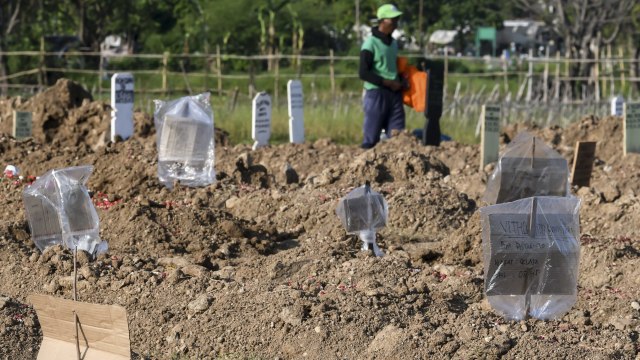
[[359, 3, 405, 149]]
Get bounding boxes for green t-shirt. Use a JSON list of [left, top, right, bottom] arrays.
[[361, 35, 399, 90]]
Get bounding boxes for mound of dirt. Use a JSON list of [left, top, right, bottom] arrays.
[[0, 80, 639, 359]]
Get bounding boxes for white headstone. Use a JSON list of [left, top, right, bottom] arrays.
[[287, 80, 304, 144], [623, 102, 640, 155], [480, 104, 501, 170], [12, 111, 32, 139], [110, 73, 135, 142], [251, 92, 272, 150], [611, 95, 624, 116]]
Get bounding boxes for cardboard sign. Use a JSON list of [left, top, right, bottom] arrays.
[[287, 80, 304, 144], [623, 102, 640, 155], [496, 157, 568, 203], [29, 294, 130, 360], [480, 105, 501, 170], [486, 211, 579, 296], [12, 111, 32, 139], [570, 141, 596, 187], [110, 73, 135, 142], [611, 95, 624, 117], [251, 92, 272, 150]]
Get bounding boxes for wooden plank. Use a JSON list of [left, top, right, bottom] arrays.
[[570, 141, 596, 187]]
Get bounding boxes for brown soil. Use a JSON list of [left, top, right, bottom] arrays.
[[0, 80, 639, 359]]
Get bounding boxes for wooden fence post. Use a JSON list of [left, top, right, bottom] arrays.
[[203, 49, 209, 93], [162, 51, 169, 96], [38, 36, 45, 90], [444, 47, 449, 99], [98, 54, 104, 96], [274, 51, 280, 108], [216, 45, 222, 96], [329, 49, 336, 101], [249, 58, 256, 99]]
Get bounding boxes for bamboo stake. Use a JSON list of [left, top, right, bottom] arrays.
[[554, 52, 560, 101], [619, 47, 625, 91], [543, 46, 549, 103], [526, 49, 533, 103]]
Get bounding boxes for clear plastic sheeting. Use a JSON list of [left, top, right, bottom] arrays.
[[336, 184, 388, 257], [154, 92, 215, 189], [484, 132, 569, 205], [22, 166, 107, 255], [480, 196, 581, 320]]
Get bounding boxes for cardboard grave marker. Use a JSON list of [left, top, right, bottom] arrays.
[[570, 141, 596, 187], [287, 80, 304, 144], [251, 92, 272, 150], [496, 158, 568, 204], [110, 73, 135, 142], [29, 294, 130, 360], [12, 110, 32, 139], [485, 198, 579, 301], [480, 104, 501, 170], [611, 95, 624, 116], [623, 102, 640, 155]]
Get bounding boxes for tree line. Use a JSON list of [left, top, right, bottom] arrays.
[[1, 0, 639, 94]]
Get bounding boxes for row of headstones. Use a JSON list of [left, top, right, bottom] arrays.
[[480, 98, 640, 172], [10, 73, 307, 148]]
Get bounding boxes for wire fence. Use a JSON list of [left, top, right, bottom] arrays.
[[1, 48, 639, 133]]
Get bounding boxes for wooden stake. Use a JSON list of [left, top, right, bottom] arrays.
[[73, 246, 80, 360]]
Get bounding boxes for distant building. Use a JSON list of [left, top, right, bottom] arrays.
[[427, 30, 458, 55], [100, 35, 133, 57], [496, 20, 559, 56]]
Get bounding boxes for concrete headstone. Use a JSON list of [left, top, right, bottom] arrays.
[[611, 95, 624, 117], [12, 111, 32, 139], [480, 104, 500, 170], [110, 73, 135, 142], [624, 102, 640, 155], [287, 80, 304, 144], [251, 92, 272, 150]]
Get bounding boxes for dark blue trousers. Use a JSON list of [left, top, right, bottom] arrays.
[[362, 88, 405, 148]]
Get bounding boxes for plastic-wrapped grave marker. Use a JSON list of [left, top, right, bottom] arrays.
[[23, 166, 107, 255], [336, 183, 388, 257], [484, 132, 569, 205], [154, 92, 215, 188], [480, 196, 580, 320], [252, 92, 272, 150]]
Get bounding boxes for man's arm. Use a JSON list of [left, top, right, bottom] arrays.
[[359, 49, 384, 87]]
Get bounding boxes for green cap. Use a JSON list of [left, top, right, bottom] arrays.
[[377, 4, 402, 20]]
